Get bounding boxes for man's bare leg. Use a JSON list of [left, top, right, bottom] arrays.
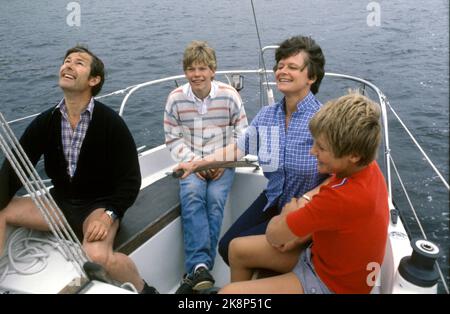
[[82, 209, 144, 292], [0, 197, 49, 255]]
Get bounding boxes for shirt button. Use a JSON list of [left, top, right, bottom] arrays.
[[310, 288, 317, 294]]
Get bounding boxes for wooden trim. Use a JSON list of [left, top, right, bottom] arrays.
[[116, 206, 181, 255]]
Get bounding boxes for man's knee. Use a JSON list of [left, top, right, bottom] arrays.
[[84, 246, 110, 268], [0, 199, 15, 221], [1, 197, 42, 225]]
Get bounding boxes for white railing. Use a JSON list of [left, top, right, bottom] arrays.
[[112, 71, 394, 199], [6, 70, 448, 198]]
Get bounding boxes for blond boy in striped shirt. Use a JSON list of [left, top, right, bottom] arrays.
[[164, 41, 248, 294]]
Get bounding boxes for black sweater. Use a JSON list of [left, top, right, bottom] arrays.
[[0, 100, 141, 217]]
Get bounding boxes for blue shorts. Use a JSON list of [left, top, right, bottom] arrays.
[[292, 246, 333, 294]]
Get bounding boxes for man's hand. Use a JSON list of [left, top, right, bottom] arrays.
[[85, 212, 113, 242]]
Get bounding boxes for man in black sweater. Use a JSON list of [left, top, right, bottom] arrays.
[[0, 46, 156, 293]]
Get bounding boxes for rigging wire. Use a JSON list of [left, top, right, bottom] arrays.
[[250, 0, 274, 105], [0, 112, 89, 279]]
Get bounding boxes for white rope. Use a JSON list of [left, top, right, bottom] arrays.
[[0, 228, 80, 283]]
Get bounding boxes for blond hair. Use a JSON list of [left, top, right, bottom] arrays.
[[183, 41, 217, 71], [309, 92, 381, 166]]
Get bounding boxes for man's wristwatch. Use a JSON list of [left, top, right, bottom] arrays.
[[104, 209, 118, 222]]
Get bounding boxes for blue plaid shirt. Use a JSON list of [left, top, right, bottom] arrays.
[[56, 98, 94, 178], [237, 92, 325, 210]]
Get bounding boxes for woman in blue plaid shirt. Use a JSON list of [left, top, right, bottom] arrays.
[[175, 35, 328, 265]]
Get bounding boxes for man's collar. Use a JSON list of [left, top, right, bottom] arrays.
[[56, 97, 95, 117]]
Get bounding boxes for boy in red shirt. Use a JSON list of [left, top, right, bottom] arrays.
[[219, 92, 389, 294]]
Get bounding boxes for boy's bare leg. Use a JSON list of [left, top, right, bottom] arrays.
[[228, 235, 302, 282]]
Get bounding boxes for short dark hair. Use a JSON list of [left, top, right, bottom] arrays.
[[274, 35, 325, 94], [63, 45, 105, 96]]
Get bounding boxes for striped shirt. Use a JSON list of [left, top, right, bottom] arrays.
[[164, 81, 248, 162], [56, 97, 94, 177], [237, 92, 326, 210]]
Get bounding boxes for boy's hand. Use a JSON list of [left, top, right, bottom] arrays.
[[210, 168, 225, 180], [196, 171, 208, 180], [173, 161, 198, 179], [272, 238, 303, 253], [281, 197, 302, 215]]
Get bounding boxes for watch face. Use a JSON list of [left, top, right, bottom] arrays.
[[105, 210, 117, 221]]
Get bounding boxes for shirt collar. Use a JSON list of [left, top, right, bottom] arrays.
[[280, 91, 316, 113], [182, 80, 218, 102], [296, 91, 315, 111], [56, 97, 95, 120], [182, 81, 218, 115]]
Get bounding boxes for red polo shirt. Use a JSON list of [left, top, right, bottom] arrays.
[[287, 162, 389, 293]]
